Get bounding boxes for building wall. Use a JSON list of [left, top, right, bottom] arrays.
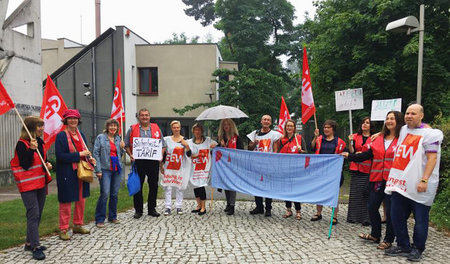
[[41, 38, 83, 80], [135, 44, 219, 119]]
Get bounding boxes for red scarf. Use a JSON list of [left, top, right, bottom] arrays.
[[65, 129, 89, 170]]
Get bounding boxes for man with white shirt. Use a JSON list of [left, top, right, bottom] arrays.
[[384, 104, 443, 262], [247, 115, 282, 216]]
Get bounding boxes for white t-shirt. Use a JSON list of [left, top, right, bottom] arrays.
[[188, 137, 217, 187], [161, 136, 191, 189], [247, 129, 282, 152]]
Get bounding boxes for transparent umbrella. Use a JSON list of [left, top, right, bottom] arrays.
[[195, 105, 248, 121]]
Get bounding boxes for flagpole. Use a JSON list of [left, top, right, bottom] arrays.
[[120, 107, 124, 141], [313, 112, 318, 130], [210, 187, 214, 211], [13, 108, 52, 177]]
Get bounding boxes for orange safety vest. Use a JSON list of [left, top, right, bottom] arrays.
[[314, 135, 346, 154], [10, 139, 51, 193], [280, 135, 302, 154], [369, 136, 398, 182], [129, 123, 162, 151], [226, 135, 237, 149], [349, 133, 372, 174]]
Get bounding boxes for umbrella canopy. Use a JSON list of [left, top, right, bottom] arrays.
[[195, 105, 248, 121]]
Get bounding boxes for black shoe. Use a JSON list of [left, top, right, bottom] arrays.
[[192, 208, 201, 213], [385, 246, 412, 257], [407, 248, 423, 262], [310, 214, 322, 221], [249, 207, 264, 215], [264, 210, 272, 217], [133, 212, 143, 219], [32, 247, 46, 260], [226, 206, 235, 215], [224, 205, 231, 212], [148, 210, 160, 217], [25, 245, 47, 251], [198, 209, 207, 216]]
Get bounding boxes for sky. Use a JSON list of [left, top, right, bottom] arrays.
[[7, 0, 316, 44]]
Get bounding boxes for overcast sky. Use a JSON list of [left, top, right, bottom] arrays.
[[7, 0, 316, 44]]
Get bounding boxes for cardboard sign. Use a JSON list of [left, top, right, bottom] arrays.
[[132, 137, 162, 160], [335, 88, 364, 111], [370, 98, 402, 121]]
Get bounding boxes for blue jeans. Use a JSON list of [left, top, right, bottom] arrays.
[[95, 169, 122, 223], [391, 191, 431, 252]]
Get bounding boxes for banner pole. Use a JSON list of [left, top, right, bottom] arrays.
[[210, 187, 214, 211], [328, 207, 335, 239], [13, 108, 51, 177], [348, 109, 353, 135]]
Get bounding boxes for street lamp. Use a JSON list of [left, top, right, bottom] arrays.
[[386, 4, 424, 105]]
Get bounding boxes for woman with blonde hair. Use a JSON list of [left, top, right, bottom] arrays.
[[218, 118, 244, 215], [161, 120, 191, 215], [93, 118, 125, 228], [10, 116, 52, 260]]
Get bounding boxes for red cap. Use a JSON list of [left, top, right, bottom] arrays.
[[62, 109, 81, 119]]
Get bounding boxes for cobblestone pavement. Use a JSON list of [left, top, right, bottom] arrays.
[[1, 200, 449, 264]]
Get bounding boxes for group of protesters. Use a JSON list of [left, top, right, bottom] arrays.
[[11, 103, 443, 262]]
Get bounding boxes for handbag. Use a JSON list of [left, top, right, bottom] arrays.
[[77, 160, 94, 183], [127, 163, 141, 196]]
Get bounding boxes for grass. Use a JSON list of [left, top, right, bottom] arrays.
[[0, 184, 160, 251]]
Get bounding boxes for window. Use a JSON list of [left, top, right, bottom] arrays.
[[139, 67, 158, 95]]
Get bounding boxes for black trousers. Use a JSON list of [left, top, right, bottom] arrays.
[[285, 201, 301, 211], [255, 196, 272, 210], [20, 187, 46, 248], [368, 182, 394, 243], [133, 160, 159, 214], [193, 187, 206, 200]]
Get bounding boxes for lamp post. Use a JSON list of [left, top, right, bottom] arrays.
[[386, 4, 424, 104]]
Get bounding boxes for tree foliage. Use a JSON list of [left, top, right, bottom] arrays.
[[161, 32, 200, 44]]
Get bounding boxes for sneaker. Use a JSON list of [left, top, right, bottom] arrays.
[[177, 208, 183, 215], [249, 207, 264, 215], [73, 225, 90, 234], [109, 219, 120, 224], [385, 246, 412, 257], [59, 230, 71, 241], [164, 208, 171, 216], [96, 223, 105, 228], [24, 245, 47, 251], [32, 247, 46, 260], [407, 248, 423, 262]]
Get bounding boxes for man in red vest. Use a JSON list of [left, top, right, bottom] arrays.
[[125, 108, 166, 218]]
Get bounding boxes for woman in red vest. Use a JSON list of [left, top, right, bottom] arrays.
[[310, 120, 346, 225], [55, 109, 96, 240], [342, 111, 404, 250], [218, 118, 244, 215], [10, 116, 52, 260], [347, 117, 373, 226], [279, 119, 306, 220]]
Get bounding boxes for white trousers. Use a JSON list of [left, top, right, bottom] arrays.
[[164, 186, 183, 209]]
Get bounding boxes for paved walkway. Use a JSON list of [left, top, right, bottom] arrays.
[[0, 200, 449, 263]]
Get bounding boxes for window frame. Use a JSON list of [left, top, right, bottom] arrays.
[[138, 67, 158, 95]]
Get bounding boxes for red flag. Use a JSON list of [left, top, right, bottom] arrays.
[[0, 80, 15, 115], [301, 47, 316, 124], [40, 75, 68, 150], [111, 69, 125, 134], [277, 96, 290, 134]]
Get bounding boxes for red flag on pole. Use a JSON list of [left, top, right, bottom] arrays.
[[301, 46, 316, 124], [111, 69, 125, 134], [277, 96, 290, 134], [40, 75, 68, 150], [0, 80, 15, 115]]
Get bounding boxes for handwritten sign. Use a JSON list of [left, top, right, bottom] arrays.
[[370, 98, 402, 121], [335, 88, 364, 112], [132, 137, 162, 161]]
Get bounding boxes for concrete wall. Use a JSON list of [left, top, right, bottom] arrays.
[[135, 44, 220, 119], [41, 38, 83, 80]]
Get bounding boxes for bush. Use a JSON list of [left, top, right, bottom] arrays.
[[430, 114, 450, 230]]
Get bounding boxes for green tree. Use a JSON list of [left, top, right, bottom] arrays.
[[162, 32, 200, 44]]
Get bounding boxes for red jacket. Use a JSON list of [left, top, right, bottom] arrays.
[[314, 135, 346, 154], [369, 136, 398, 182], [10, 139, 51, 192], [349, 133, 372, 174], [280, 135, 302, 154], [129, 123, 161, 151]]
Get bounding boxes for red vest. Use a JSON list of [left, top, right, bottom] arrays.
[[280, 135, 302, 154], [10, 139, 51, 193], [314, 135, 346, 154], [226, 135, 237, 149], [129, 123, 161, 151], [349, 133, 372, 174], [369, 136, 399, 182]]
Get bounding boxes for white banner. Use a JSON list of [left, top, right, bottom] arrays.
[[370, 98, 402, 121], [132, 137, 162, 161], [335, 88, 364, 112]]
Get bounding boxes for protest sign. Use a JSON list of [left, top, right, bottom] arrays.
[[370, 98, 402, 121], [335, 88, 364, 112], [132, 137, 162, 161]]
